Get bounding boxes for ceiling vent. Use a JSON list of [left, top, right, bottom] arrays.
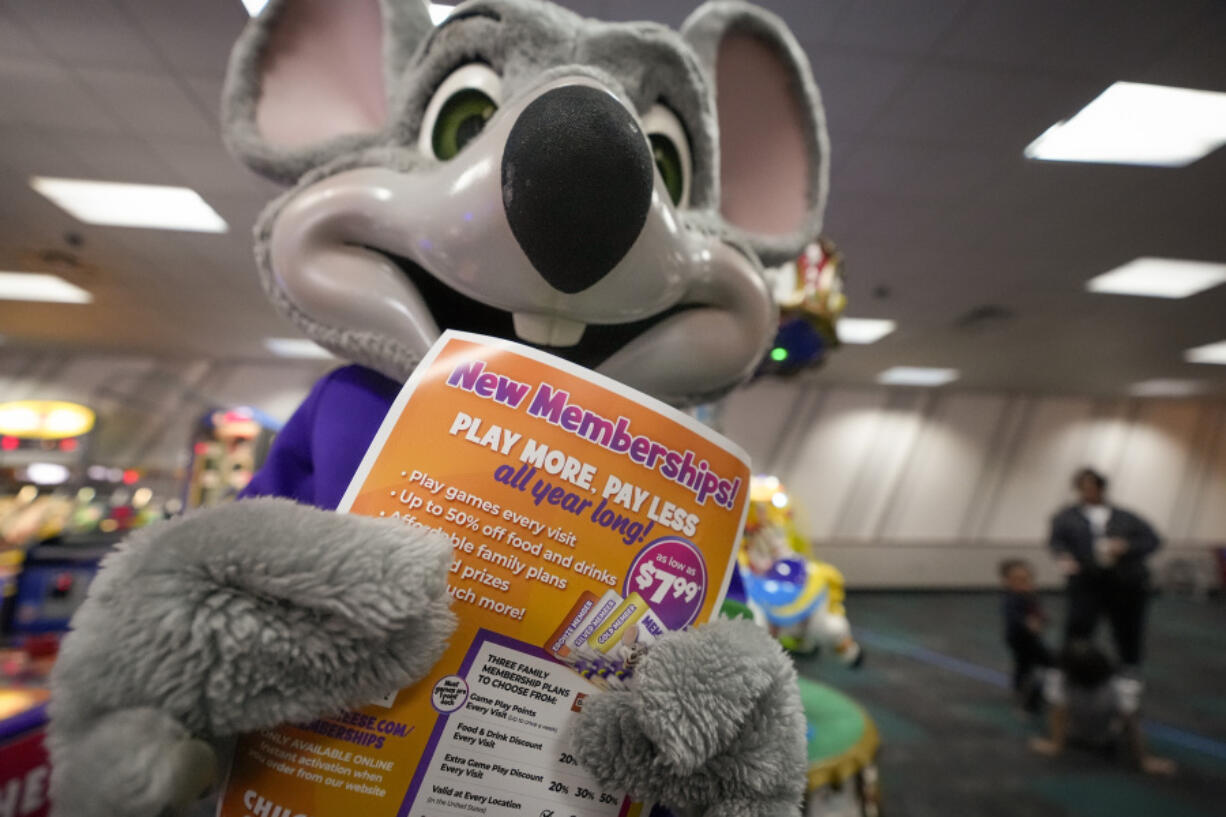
[[954, 304, 1015, 333]]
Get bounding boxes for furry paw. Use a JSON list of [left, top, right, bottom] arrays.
[[52, 499, 457, 738], [48, 708, 218, 817], [570, 619, 806, 817]]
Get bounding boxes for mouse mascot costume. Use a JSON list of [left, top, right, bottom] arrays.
[[47, 1, 830, 815]]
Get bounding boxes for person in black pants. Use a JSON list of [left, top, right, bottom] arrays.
[[1000, 558, 1053, 710], [1049, 468, 1161, 672]]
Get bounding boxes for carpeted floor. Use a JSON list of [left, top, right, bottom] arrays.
[[794, 592, 1226, 817]]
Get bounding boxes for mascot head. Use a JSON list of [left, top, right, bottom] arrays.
[[223, 0, 828, 405]]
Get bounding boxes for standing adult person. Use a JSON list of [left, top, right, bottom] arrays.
[[1049, 468, 1161, 673]]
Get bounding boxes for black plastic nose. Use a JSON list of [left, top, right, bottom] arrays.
[[501, 85, 654, 294]]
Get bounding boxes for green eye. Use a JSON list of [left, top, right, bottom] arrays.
[[432, 89, 497, 160], [650, 133, 685, 205]]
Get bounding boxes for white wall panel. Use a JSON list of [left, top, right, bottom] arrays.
[[1188, 407, 1226, 543], [981, 396, 1095, 541], [719, 380, 808, 471], [881, 393, 1008, 541], [1079, 400, 1132, 473], [778, 388, 889, 540], [830, 391, 930, 539], [721, 383, 1223, 588], [1109, 401, 1202, 534]]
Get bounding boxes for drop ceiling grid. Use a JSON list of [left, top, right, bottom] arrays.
[[0, 0, 1219, 396]]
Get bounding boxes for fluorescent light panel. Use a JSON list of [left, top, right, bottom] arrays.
[[30, 177, 227, 233], [1025, 82, 1226, 167], [877, 366, 959, 387], [1088, 257, 1226, 298], [838, 318, 896, 344], [1129, 379, 1205, 397], [0, 272, 92, 304], [428, 3, 456, 24], [264, 338, 335, 359], [242, 1, 454, 24], [1185, 340, 1226, 365]]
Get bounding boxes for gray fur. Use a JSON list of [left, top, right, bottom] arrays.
[[681, 1, 830, 266], [49, 708, 218, 817], [571, 619, 807, 817], [49, 499, 456, 816]]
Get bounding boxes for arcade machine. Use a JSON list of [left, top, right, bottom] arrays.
[[184, 406, 279, 509], [0, 399, 98, 817]]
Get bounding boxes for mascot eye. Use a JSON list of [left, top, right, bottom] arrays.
[[642, 104, 692, 208], [419, 63, 502, 160]]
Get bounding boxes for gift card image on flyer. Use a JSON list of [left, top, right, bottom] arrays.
[[218, 331, 751, 817]]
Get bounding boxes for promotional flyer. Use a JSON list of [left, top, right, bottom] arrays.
[[218, 331, 752, 817]]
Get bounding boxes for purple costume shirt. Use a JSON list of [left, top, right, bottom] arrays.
[[241, 365, 401, 511]]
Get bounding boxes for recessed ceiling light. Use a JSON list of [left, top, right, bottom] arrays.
[[1129, 379, 1206, 397], [241, 1, 454, 24], [0, 272, 92, 304], [1185, 340, 1226, 365], [877, 366, 959, 387], [1024, 82, 1226, 167], [1087, 257, 1226, 298], [30, 177, 228, 233], [264, 338, 335, 359], [838, 318, 896, 344]]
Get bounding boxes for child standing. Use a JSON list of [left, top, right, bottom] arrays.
[[1000, 558, 1053, 711]]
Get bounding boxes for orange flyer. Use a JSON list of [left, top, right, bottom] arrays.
[[218, 331, 751, 817]]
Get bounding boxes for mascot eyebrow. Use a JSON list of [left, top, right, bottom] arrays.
[[419, 6, 502, 58]]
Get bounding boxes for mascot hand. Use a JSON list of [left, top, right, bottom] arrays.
[[48, 498, 456, 817], [571, 619, 806, 817]]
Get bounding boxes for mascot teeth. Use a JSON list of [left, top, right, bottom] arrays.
[[512, 313, 587, 347]]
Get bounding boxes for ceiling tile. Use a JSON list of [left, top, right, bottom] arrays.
[[145, 138, 282, 198], [833, 141, 1008, 201], [185, 77, 225, 130], [6, 0, 162, 71], [937, 0, 1214, 76], [81, 70, 216, 140], [1137, 5, 1226, 90], [116, 0, 246, 76], [830, 0, 971, 56], [866, 65, 1105, 151], [48, 130, 185, 185], [0, 57, 122, 132], [809, 49, 914, 142], [0, 4, 42, 60]]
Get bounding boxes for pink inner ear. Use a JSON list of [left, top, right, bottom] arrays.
[[256, 0, 388, 149], [716, 32, 810, 237]]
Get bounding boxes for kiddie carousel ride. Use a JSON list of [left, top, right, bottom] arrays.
[[713, 243, 882, 816], [724, 476, 881, 817], [738, 475, 862, 663]]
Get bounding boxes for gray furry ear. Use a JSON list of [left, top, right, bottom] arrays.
[[682, 1, 829, 267], [222, 0, 434, 185]]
